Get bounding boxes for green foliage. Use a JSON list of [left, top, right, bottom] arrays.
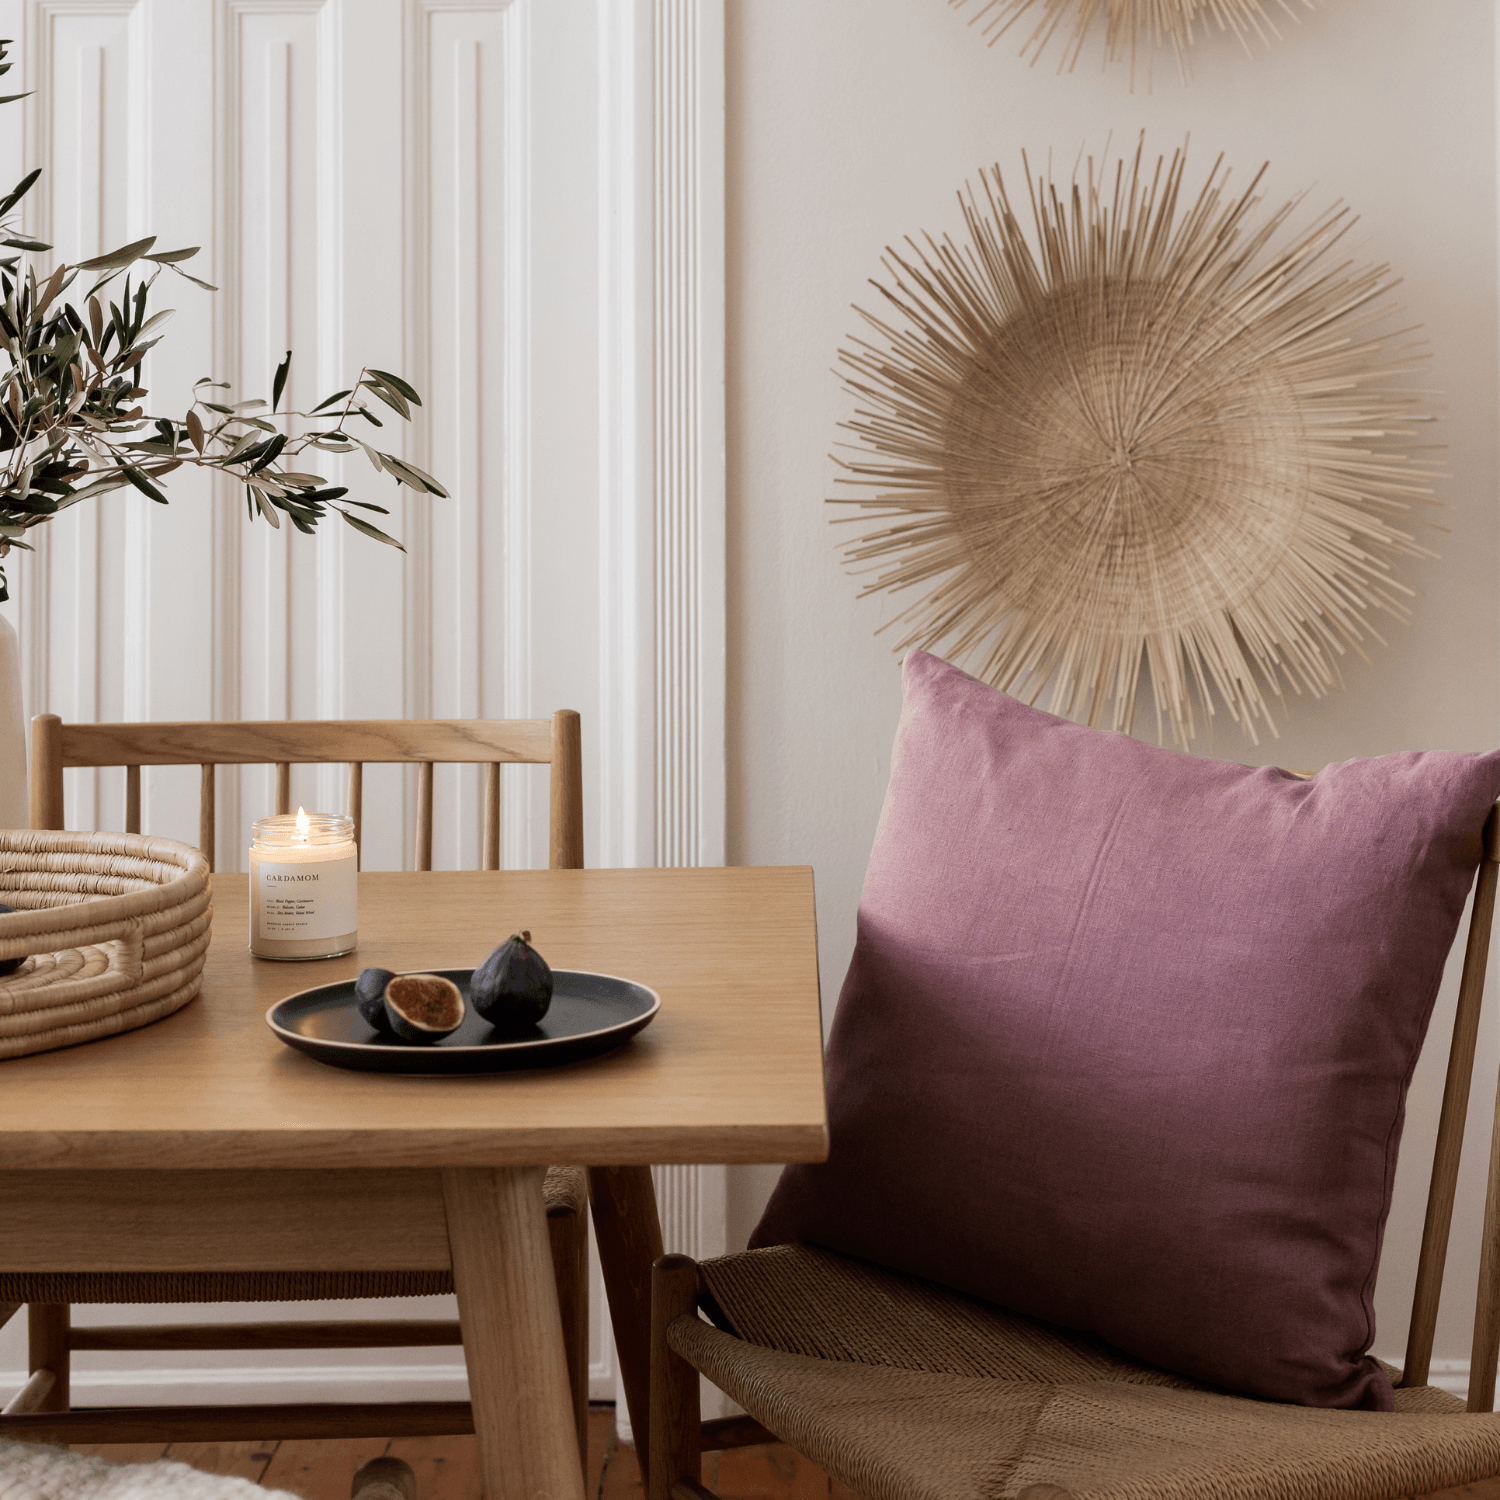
[[0, 37, 446, 603]]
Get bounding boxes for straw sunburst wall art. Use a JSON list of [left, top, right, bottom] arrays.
[[832, 145, 1442, 745], [950, 0, 1314, 73]]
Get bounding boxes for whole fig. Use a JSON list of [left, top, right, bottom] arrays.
[[383, 972, 465, 1044], [471, 930, 553, 1034], [355, 966, 398, 1032], [0, 903, 20, 977]]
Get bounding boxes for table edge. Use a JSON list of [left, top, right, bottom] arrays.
[[0, 1123, 831, 1170]]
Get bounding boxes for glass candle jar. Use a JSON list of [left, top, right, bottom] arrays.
[[249, 808, 358, 960]]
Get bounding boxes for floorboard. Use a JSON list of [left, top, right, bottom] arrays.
[[65, 1444, 169, 1464], [712, 1443, 832, 1500], [384, 1434, 483, 1500], [598, 1430, 644, 1500], [165, 1440, 281, 1484], [586, 1406, 614, 1499], [258, 1436, 391, 1500]]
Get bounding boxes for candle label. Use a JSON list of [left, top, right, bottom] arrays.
[[255, 858, 357, 940]]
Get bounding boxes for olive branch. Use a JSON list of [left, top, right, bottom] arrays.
[[0, 36, 445, 603]]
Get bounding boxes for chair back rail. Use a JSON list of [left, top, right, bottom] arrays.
[[28, 712, 583, 875], [1401, 804, 1500, 1403], [49, 717, 555, 767]]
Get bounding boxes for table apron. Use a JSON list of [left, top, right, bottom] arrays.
[[0, 1170, 454, 1272]]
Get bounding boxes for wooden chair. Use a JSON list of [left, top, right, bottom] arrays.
[[7, 710, 593, 1454], [649, 811, 1500, 1500], [27, 711, 585, 872]]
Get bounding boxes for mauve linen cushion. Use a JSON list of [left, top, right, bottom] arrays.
[[752, 651, 1500, 1410]]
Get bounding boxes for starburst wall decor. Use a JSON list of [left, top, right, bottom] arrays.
[[831, 144, 1443, 745], [951, 0, 1314, 72]]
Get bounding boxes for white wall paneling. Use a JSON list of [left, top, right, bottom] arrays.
[[402, 0, 531, 873], [13, 0, 148, 838], [217, 0, 343, 851], [598, 0, 727, 1424], [652, 0, 724, 875], [0, 0, 727, 1416], [650, 0, 728, 1413]]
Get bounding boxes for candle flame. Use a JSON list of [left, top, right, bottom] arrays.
[[295, 806, 310, 841]]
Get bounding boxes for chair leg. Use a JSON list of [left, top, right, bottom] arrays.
[[27, 1304, 69, 1413], [591, 1164, 664, 1476], [548, 1202, 590, 1465], [649, 1255, 704, 1500]]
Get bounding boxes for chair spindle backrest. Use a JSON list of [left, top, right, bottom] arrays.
[[29, 713, 583, 874], [1399, 805, 1500, 1406]]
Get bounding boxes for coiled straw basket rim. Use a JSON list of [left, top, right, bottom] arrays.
[[0, 829, 212, 1058]]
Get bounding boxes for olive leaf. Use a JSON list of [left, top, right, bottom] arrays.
[[271, 350, 291, 413]]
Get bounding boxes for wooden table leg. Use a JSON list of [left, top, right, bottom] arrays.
[[443, 1166, 585, 1500], [548, 1194, 591, 1464], [589, 1165, 664, 1475]]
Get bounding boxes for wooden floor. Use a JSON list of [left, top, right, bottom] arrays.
[[60, 1406, 1500, 1500], [64, 1406, 857, 1500]]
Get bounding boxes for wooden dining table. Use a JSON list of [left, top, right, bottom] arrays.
[[0, 865, 828, 1500]]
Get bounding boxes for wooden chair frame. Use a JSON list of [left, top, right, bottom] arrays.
[[647, 806, 1500, 1500], [28, 711, 584, 873], [11, 707, 595, 1454]]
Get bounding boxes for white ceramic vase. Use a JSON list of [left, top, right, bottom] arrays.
[[0, 613, 27, 828]]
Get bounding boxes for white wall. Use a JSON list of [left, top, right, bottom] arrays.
[[722, 0, 1500, 1382], [0, 0, 729, 1412]]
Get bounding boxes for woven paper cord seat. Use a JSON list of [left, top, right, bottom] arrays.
[[671, 1244, 1491, 1500], [0, 830, 211, 1060]]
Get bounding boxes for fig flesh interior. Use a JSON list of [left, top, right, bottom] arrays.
[[385, 973, 464, 1032]]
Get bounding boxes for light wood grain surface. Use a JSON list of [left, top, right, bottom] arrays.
[[0, 1170, 453, 1271], [444, 1166, 585, 1500], [54, 718, 556, 767], [0, 867, 827, 1170]]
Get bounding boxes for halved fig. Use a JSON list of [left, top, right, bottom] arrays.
[[355, 966, 398, 1032], [383, 972, 465, 1043]]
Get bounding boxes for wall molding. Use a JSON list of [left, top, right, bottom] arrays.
[[598, 0, 728, 1427], [1365, 1355, 1488, 1403], [214, 0, 337, 849], [598, 0, 725, 873], [402, 0, 529, 870], [0, 1352, 626, 1407], [1427, 1360, 1471, 1399], [17, 0, 153, 833], [0, 1361, 471, 1407], [596, 0, 651, 872], [651, 0, 724, 873]]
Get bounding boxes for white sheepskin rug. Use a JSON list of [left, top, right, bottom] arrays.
[[0, 1442, 303, 1500]]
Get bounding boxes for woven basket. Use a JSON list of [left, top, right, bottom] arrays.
[[0, 830, 212, 1060]]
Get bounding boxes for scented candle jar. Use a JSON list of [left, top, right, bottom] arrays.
[[249, 808, 358, 960]]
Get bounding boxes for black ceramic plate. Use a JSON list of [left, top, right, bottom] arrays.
[[266, 967, 660, 1074]]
